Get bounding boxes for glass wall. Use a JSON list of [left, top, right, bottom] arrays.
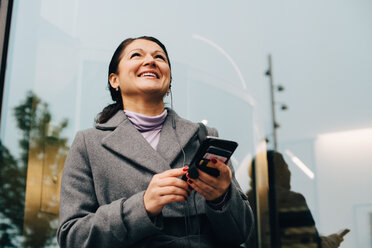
[[1, 0, 371, 247], [0, 0, 268, 247]]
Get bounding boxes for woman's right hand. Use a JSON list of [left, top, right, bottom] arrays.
[[144, 167, 190, 217], [321, 233, 344, 248]]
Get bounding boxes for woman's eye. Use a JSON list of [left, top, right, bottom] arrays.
[[155, 55, 165, 61], [130, 53, 141, 58]]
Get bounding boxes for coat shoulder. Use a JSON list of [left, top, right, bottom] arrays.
[[72, 127, 110, 148], [205, 125, 218, 137]]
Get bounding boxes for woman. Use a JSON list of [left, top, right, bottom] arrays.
[[246, 150, 344, 248], [57, 36, 253, 248]]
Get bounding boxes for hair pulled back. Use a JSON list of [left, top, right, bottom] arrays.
[[96, 36, 172, 124]]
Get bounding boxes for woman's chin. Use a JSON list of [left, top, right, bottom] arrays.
[[139, 88, 167, 99]]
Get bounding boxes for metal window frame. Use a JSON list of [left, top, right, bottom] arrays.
[[0, 0, 14, 127]]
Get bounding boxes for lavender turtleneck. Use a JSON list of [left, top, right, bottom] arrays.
[[124, 109, 168, 150]]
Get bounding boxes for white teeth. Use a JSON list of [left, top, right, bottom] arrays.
[[141, 72, 157, 78]]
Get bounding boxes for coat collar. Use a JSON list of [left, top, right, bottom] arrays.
[[95, 109, 199, 174]]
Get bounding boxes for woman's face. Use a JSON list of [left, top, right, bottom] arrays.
[[109, 39, 171, 101]]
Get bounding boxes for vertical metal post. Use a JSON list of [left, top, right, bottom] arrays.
[[0, 0, 14, 128], [266, 54, 280, 247], [267, 54, 278, 151]]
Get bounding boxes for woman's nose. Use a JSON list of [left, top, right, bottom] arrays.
[[143, 54, 156, 67]]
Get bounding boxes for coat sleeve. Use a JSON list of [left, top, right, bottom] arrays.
[[57, 131, 161, 248], [204, 127, 255, 245]]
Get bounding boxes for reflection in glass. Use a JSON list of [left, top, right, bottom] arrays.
[[0, 91, 69, 247], [247, 150, 346, 248], [269, 151, 319, 248], [0, 141, 25, 247], [246, 144, 272, 248]]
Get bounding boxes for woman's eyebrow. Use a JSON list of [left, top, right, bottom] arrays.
[[127, 48, 166, 55], [154, 50, 166, 55], [127, 48, 143, 54]]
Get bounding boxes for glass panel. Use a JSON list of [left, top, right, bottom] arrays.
[[2, 0, 371, 247], [0, 0, 268, 247], [262, 1, 372, 247]]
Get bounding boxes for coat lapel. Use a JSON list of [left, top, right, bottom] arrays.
[[97, 109, 199, 174], [156, 109, 199, 166], [98, 111, 170, 174]]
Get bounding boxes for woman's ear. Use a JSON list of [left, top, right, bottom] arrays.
[[109, 73, 119, 89]]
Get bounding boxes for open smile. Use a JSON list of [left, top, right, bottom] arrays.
[[138, 70, 159, 79]]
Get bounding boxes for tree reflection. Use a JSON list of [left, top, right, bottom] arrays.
[[0, 141, 25, 247], [0, 91, 69, 247]]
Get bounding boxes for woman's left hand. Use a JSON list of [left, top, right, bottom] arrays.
[[186, 158, 232, 201]]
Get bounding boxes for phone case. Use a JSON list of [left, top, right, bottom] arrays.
[[190, 136, 238, 178]]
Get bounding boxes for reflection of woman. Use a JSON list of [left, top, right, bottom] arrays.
[[269, 151, 345, 248], [57, 36, 253, 247], [246, 150, 344, 248]]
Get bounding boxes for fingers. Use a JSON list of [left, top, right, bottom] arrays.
[[187, 177, 217, 200], [186, 158, 232, 201], [158, 195, 187, 205], [152, 168, 190, 192], [197, 159, 232, 184], [144, 167, 190, 216], [210, 158, 232, 180], [151, 186, 190, 207], [158, 167, 188, 178], [209, 158, 230, 174], [144, 191, 187, 217], [160, 186, 190, 198], [149, 167, 190, 194], [156, 177, 189, 190], [197, 168, 220, 186]]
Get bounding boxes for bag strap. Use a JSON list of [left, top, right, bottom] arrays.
[[197, 122, 208, 143], [187, 123, 208, 179]]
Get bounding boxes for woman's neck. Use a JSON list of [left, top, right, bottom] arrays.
[[122, 97, 165, 116]]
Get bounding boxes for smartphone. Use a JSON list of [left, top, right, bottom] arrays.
[[186, 136, 238, 179], [337, 228, 350, 237]]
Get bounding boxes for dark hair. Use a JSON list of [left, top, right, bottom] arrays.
[[249, 150, 290, 189], [96, 36, 172, 124]]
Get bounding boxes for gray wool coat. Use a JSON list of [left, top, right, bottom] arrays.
[[57, 109, 254, 248]]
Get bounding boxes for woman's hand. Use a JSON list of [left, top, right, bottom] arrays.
[[144, 167, 191, 217], [187, 158, 232, 201], [322, 233, 344, 248]]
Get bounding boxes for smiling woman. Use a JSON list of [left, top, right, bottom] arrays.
[[97, 37, 173, 124], [56, 36, 254, 248], [108, 38, 172, 116]]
